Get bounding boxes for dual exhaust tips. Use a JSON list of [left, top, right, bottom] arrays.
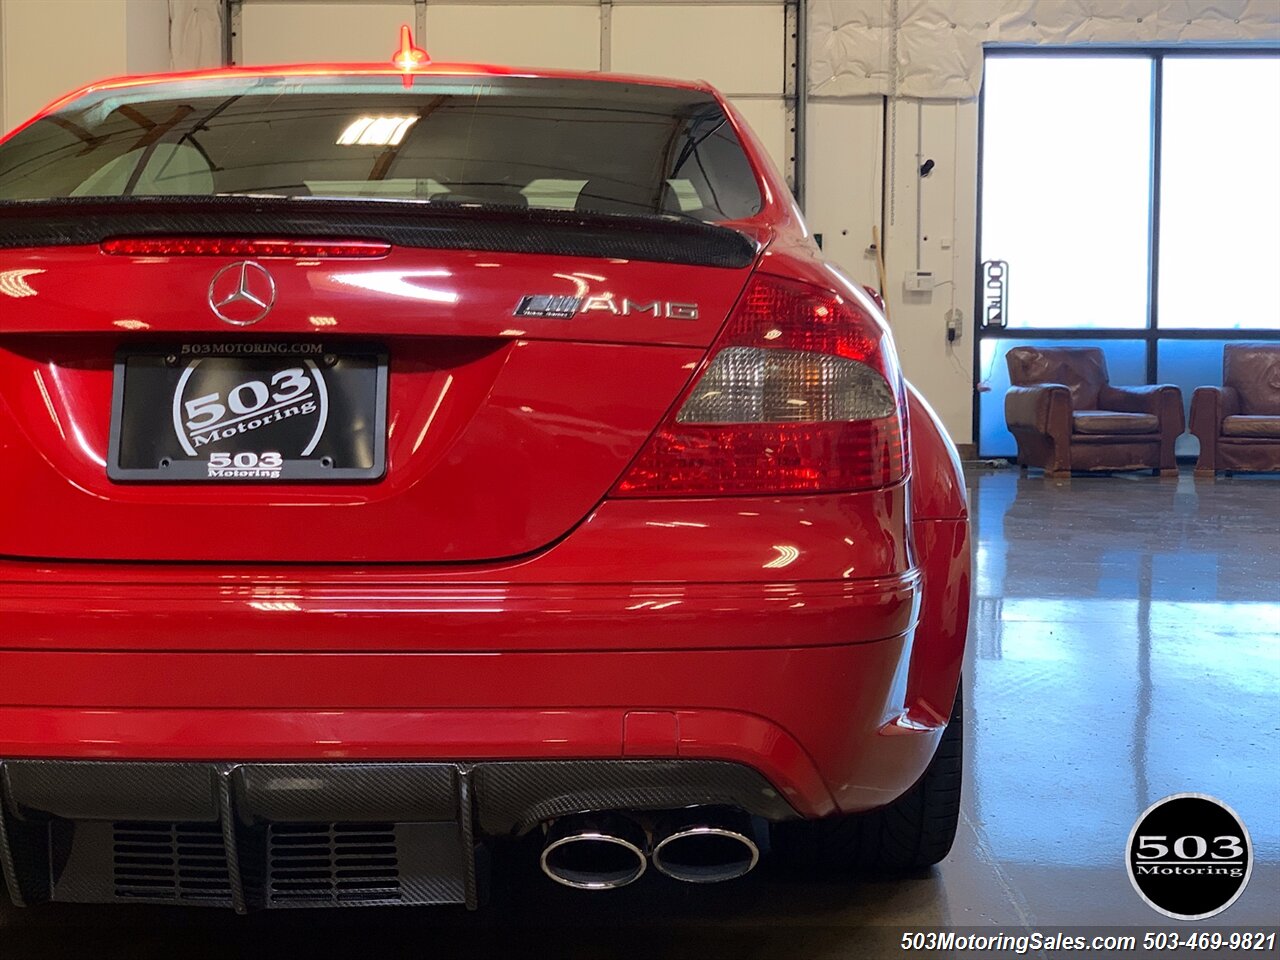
[[540, 808, 759, 890]]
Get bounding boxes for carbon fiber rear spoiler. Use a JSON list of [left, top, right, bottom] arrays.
[[0, 196, 759, 269]]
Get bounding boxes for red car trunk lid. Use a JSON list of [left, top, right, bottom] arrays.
[[0, 244, 754, 562]]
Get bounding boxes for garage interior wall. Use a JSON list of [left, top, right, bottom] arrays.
[[0, 0, 171, 129], [1, 0, 1277, 447]]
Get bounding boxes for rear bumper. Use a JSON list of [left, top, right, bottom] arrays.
[[0, 639, 951, 907], [0, 480, 948, 817], [0, 487, 968, 906], [0, 616, 943, 818]]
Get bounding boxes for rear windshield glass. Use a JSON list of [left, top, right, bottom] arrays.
[[0, 76, 763, 221]]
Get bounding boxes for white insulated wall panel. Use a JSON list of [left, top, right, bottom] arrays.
[[170, 0, 224, 72], [811, 0, 1280, 100]]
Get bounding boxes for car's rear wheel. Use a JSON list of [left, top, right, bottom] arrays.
[[771, 682, 963, 873]]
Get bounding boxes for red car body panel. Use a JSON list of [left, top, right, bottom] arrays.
[[0, 244, 764, 562], [0, 60, 969, 892], [0, 331, 704, 562]]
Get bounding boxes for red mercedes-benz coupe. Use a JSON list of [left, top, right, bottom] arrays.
[[0, 35, 969, 910]]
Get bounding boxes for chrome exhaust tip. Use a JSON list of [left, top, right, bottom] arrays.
[[651, 808, 759, 884], [539, 813, 648, 890]]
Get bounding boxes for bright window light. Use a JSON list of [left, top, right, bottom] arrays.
[[336, 116, 419, 147], [1158, 57, 1280, 331], [980, 56, 1152, 329]]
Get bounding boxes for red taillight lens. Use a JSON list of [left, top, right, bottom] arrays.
[[101, 237, 390, 258], [614, 273, 906, 497]]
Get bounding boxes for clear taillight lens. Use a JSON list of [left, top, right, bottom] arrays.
[[676, 347, 896, 424], [614, 272, 906, 497]]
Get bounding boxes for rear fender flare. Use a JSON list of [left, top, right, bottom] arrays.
[[904, 384, 969, 725]]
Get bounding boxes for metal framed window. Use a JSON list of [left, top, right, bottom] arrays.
[[974, 47, 1280, 458]]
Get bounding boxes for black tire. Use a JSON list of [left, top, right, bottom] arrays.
[[772, 683, 963, 873]]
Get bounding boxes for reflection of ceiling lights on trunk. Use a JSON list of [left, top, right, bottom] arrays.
[[0, 268, 43, 298], [336, 116, 418, 147]]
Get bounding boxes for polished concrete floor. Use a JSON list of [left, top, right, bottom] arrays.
[[3, 467, 1278, 958]]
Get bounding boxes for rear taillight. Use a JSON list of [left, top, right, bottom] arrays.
[[613, 273, 906, 497], [101, 238, 390, 258]]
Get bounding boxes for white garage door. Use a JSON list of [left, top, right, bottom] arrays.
[[229, 0, 797, 187]]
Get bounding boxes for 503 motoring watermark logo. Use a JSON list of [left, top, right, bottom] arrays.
[[1127, 793, 1254, 920], [171, 345, 329, 478]]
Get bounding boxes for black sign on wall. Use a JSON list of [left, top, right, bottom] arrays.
[[981, 260, 1009, 328]]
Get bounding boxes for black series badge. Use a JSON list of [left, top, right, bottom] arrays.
[[1127, 793, 1253, 920]]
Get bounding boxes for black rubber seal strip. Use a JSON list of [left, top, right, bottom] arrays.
[[0, 196, 759, 269]]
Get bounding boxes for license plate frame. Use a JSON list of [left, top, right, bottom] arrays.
[[107, 341, 388, 483]]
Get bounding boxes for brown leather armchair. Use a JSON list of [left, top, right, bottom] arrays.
[[1190, 343, 1280, 476], [1004, 346, 1184, 477]]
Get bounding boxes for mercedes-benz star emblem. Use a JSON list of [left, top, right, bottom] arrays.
[[208, 261, 277, 326]]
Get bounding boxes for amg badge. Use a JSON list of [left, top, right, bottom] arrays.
[[515, 295, 699, 320]]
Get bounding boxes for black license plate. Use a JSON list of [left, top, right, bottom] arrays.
[[108, 342, 387, 482]]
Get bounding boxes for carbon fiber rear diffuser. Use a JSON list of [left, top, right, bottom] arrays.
[[0, 759, 794, 911]]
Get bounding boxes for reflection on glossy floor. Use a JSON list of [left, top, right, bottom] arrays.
[[3, 468, 1278, 959]]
